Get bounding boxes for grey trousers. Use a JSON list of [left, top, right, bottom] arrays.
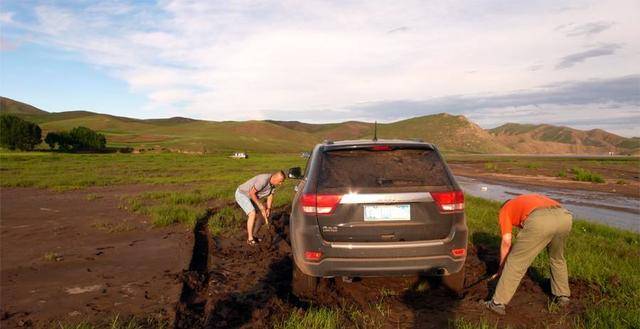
[[493, 207, 573, 305]]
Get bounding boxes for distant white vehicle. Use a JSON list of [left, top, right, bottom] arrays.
[[231, 152, 248, 159]]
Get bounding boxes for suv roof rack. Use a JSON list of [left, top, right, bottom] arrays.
[[323, 139, 334, 145]]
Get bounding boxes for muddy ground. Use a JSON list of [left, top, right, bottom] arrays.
[[175, 209, 598, 329], [1, 187, 600, 328], [448, 161, 640, 198], [0, 186, 192, 328]]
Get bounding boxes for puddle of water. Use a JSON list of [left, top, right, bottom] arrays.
[[456, 176, 640, 233]]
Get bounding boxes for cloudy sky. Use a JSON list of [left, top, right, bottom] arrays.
[[1, 0, 639, 136]]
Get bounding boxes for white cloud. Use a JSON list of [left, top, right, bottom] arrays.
[[3, 0, 639, 134], [0, 11, 14, 24]]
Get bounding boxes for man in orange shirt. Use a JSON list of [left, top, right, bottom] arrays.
[[481, 194, 573, 315]]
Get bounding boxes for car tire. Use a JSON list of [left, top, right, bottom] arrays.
[[442, 268, 465, 298], [292, 263, 318, 300]]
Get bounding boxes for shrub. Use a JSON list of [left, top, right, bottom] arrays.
[[0, 114, 42, 150], [571, 167, 605, 183]]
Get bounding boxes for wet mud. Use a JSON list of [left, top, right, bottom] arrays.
[[175, 208, 598, 329]]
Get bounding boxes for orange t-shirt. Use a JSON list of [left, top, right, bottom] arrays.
[[498, 194, 560, 236]]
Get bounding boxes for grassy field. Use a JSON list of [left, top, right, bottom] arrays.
[[1, 151, 638, 328]]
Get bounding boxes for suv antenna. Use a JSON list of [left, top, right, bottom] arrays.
[[373, 121, 378, 141]]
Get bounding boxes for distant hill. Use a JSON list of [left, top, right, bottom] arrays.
[[490, 123, 639, 154], [0, 97, 48, 116], [1, 96, 637, 155]]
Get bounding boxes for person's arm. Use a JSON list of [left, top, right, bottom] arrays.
[[491, 206, 513, 279], [499, 232, 512, 267], [265, 194, 273, 224], [249, 186, 268, 219]]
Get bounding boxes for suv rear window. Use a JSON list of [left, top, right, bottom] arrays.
[[319, 148, 451, 189]]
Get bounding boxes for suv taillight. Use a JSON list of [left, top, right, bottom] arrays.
[[301, 193, 341, 215], [430, 191, 464, 213]]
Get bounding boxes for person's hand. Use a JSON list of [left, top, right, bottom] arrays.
[[263, 210, 270, 225], [259, 207, 269, 225]]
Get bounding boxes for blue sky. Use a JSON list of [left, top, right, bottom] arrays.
[[1, 0, 638, 136]]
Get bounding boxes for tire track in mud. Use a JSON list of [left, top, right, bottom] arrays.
[[174, 208, 216, 328], [174, 207, 297, 329]]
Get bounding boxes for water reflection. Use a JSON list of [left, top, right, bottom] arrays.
[[456, 176, 640, 232]]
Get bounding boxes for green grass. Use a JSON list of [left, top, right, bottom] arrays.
[[276, 307, 341, 329], [452, 318, 502, 329], [525, 162, 541, 170], [209, 206, 245, 236], [43, 251, 62, 262], [484, 162, 499, 171], [53, 314, 167, 329], [0, 152, 304, 191], [571, 167, 605, 183]]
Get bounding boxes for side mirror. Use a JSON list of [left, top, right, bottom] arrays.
[[288, 167, 302, 179]]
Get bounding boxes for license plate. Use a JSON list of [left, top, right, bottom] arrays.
[[364, 205, 411, 221]]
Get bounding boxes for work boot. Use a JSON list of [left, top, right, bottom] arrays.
[[480, 300, 506, 315], [554, 296, 570, 307]]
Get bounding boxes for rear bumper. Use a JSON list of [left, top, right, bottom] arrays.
[[299, 254, 465, 277], [291, 213, 468, 278]]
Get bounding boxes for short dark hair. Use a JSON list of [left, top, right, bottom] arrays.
[[275, 170, 286, 179]]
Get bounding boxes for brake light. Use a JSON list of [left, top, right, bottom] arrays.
[[451, 248, 466, 257], [431, 191, 464, 213], [301, 194, 342, 215], [304, 251, 323, 261], [371, 145, 392, 151]]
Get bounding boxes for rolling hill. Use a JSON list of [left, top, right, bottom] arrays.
[[490, 123, 639, 154], [1, 96, 637, 155]]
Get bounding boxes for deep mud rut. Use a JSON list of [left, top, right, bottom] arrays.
[[175, 207, 598, 329]]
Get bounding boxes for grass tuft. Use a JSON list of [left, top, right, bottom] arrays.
[[53, 313, 168, 329], [209, 206, 245, 236], [149, 205, 205, 227], [571, 167, 604, 183], [276, 307, 341, 329], [452, 318, 503, 329], [43, 251, 62, 262], [484, 162, 499, 171]]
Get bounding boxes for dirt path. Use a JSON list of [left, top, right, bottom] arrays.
[[175, 209, 598, 329], [0, 186, 192, 328]]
